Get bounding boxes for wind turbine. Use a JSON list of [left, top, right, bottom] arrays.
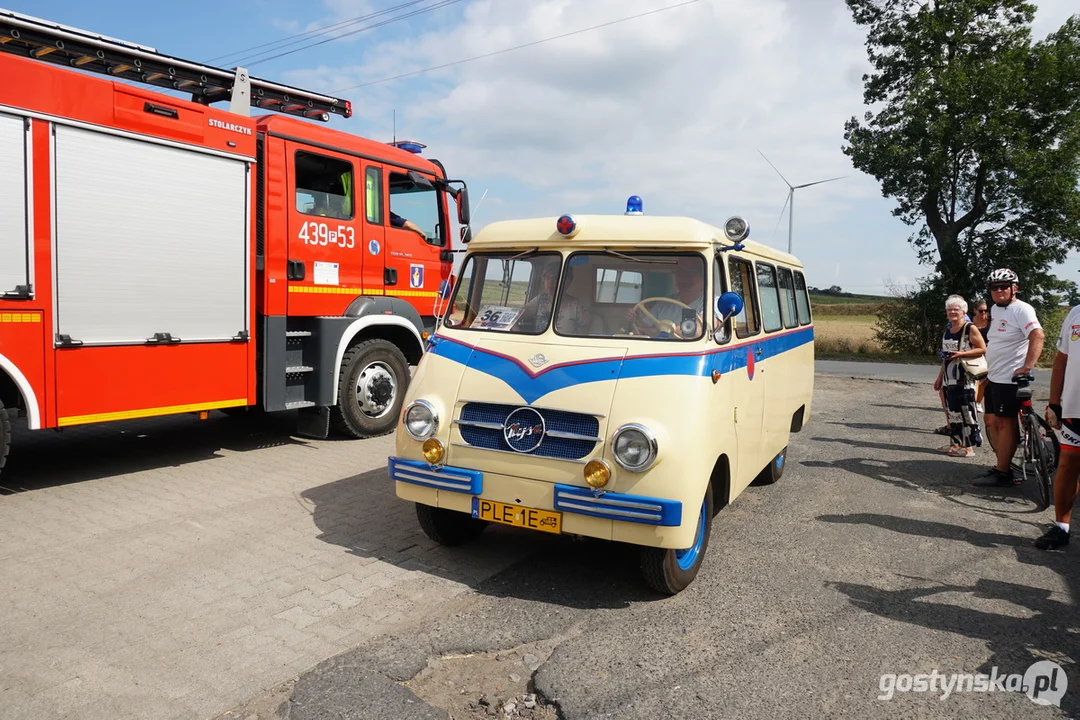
[[758, 150, 845, 254]]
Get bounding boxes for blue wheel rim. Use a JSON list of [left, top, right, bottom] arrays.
[[675, 497, 707, 571]]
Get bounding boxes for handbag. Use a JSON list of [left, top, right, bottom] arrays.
[[958, 323, 989, 380]]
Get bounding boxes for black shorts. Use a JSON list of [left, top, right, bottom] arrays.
[[985, 381, 1020, 417]]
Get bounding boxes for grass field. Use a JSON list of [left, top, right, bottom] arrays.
[[813, 315, 884, 356], [808, 293, 892, 305]]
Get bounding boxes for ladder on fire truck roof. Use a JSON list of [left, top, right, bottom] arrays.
[[0, 8, 352, 122]]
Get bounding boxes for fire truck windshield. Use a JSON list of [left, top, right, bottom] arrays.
[[389, 171, 442, 245]]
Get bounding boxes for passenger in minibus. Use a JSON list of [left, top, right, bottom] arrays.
[[516, 262, 591, 334]]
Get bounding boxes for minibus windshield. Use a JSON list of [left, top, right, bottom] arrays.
[[443, 252, 564, 334], [443, 250, 709, 340]]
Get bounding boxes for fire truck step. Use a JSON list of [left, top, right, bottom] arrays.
[[285, 366, 314, 373], [286, 401, 316, 410], [286, 331, 313, 338]]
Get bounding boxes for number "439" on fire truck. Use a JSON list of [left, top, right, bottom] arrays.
[[0, 10, 472, 477]]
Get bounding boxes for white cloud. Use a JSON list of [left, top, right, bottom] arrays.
[[278, 0, 1079, 294]]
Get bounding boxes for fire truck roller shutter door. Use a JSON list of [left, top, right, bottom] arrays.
[[0, 113, 28, 296], [52, 125, 248, 344]]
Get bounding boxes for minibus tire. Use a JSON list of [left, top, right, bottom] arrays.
[[0, 406, 9, 474], [415, 503, 488, 546], [331, 339, 410, 438], [640, 484, 713, 595], [754, 447, 787, 486]]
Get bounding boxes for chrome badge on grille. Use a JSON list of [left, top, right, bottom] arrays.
[[503, 407, 546, 453]]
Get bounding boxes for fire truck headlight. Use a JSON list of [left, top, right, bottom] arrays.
[[611, 423, 658, 472], [404, 400, 439, 441]]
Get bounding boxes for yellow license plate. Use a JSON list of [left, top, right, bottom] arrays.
[[472, 497, 562, 534]]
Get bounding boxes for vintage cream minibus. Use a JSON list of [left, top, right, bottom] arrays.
[[388, 210, 814, 593]]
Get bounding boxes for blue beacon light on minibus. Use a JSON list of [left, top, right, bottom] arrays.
[[625, 195, 643, 215]]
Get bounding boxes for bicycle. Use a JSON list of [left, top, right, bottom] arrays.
[[1014, 374, 1059, 511]]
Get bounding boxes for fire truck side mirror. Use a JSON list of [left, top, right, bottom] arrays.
[[460, 226, 473, 244], [406, 171, 435, 190], [456, 185, 471, 226]]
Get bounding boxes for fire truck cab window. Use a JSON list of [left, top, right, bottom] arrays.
[[365, 166, 382, 224], [295, 151, 353, 220], [389, 170, 442, 246]]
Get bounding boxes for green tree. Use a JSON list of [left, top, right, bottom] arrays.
[[844, 0, 1080, 312]]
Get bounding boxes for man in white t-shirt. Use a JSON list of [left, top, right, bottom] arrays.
[[973, 268, 1045, 487], [1035, 305, 1080, 549]]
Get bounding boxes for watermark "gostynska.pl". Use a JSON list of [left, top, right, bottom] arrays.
[[878, 661, 1068, 706]]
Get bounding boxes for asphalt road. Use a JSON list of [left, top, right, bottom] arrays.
[[2, 362, 1073, 720], [221, 368, 1077, 720]]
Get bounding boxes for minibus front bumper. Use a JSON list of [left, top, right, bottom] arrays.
[[388, 457, 687, 544]]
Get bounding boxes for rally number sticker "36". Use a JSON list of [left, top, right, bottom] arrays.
[[298, 221, 355, 248]]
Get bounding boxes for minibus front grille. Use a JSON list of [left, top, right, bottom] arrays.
[[456, 402, 600, 461]]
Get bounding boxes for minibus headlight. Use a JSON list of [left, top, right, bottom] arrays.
[[404, 400, 439, 440], [611, 423, 658, 472]]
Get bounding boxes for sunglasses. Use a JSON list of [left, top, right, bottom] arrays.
[[989, 284, 1012, 291], [976, 309, 988, 314]]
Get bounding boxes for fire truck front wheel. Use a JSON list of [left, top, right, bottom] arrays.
[[0, 406, 10, 475], [331, 339, 410, 438]]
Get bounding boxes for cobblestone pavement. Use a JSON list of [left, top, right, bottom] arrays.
[[0, 412, 546, 720]]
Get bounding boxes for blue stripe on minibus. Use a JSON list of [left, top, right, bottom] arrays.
[[427, 327, 813, 404]]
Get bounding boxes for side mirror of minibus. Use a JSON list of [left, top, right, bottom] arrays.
[[716, 292, 744, 320], [713, 292, 744, 343]]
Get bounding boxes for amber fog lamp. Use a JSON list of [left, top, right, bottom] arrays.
[[584, 460, 611, 489], [422, 438, 445, 464]]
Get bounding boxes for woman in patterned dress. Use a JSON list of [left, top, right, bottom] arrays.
[[932, 295, 987, 457]]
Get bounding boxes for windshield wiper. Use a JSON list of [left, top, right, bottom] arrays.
[[601, 248, 676, 265], [508, 247, 541, 261]]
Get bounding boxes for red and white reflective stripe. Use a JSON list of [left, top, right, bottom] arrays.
[[1059, 418, 1080, 451]]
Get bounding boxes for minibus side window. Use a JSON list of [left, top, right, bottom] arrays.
[[756, 262, 783, 333], [777, 266, 798, 329], [794, 270, 812, 325], [728, 257, 760, 338], [712, 257, 732, 344]]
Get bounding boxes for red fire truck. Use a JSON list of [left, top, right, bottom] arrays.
[[0, 10, 471, 477]]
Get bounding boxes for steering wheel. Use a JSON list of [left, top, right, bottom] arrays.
[[629, 297, 693, 336]]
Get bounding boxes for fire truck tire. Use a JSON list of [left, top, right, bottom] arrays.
[[331, 339, 410, 438], [0, 406, 10, 474]]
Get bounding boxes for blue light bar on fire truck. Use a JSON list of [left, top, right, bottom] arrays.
[[390, 140, 426, 154]]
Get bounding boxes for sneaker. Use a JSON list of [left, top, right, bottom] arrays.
[[1034, 525, 1070, 550], [971, 469, 1017, 487]]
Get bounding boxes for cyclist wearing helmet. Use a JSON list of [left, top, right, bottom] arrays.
[[974, 268, 1045, 487], [1035, 305, 1080, 549]]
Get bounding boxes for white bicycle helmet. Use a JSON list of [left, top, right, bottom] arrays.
[[987, 268, 1019, 284]]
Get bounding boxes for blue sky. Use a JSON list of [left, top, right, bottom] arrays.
[[9, 0, 1079, 297]]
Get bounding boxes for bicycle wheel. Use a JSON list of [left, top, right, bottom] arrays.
[[1026, 414, 1054, 511], [1028, 414, 1054, 509], [1020, 414, 1034, 485]]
